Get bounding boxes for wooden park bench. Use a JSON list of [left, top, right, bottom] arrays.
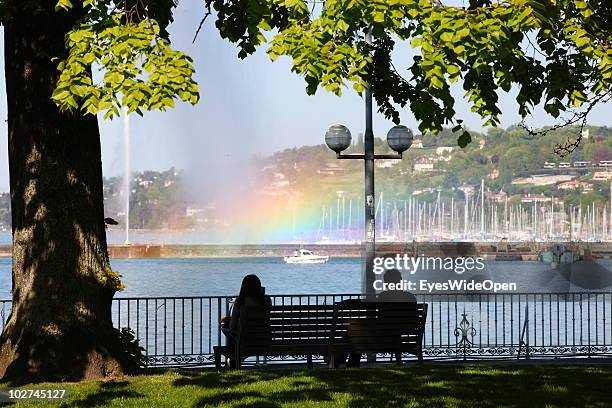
[[213, 300, 428, 370]]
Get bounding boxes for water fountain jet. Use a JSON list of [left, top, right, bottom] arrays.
[[123, 106, 130, 245]]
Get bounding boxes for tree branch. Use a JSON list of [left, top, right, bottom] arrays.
[[192, 7, 211, 43]]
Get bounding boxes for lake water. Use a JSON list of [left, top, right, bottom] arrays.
[[1, 257, 611, 299], [0, 256, 610, 360]]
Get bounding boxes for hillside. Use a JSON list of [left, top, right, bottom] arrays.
[[256, 124, 612, 210], [1, 124, 612, 233]]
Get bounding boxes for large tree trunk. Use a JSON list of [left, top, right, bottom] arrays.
[[0, 3, 131, 383]]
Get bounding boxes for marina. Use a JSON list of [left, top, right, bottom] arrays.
[[315, 181, 612, 244]]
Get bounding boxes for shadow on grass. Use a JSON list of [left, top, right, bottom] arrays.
[[61, 380, 145, 408], [176, 365, 612, 408]]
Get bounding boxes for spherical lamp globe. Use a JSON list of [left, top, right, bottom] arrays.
[[387, 125, 414, 153], [325, 125, 352, 153]]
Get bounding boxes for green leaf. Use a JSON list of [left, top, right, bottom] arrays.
[[373, 12, 385, 23], [55, 0, 72, 11], [440, 32, 453, 42], [457, 131, 472, 148]]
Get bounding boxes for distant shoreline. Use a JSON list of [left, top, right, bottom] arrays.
[[1, 241, 611, 260], [0, 241, 575, 261]]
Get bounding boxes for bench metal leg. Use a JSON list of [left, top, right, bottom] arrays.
[[213, 346, 223, 372], [307, 354, 313, 369]]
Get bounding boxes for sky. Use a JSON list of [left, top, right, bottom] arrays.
[[0, 2, 611, 194]]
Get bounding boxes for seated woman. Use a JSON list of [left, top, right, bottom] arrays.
[[219, 274, 271, 368], [333, 269, 416, 368]]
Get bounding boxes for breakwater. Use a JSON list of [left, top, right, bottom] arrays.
[[2, 241, 611, 259]]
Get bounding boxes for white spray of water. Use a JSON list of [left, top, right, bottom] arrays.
[[123, 106, 131, 244]]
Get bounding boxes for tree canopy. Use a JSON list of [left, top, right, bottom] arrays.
[[45, 0, 612, 146]]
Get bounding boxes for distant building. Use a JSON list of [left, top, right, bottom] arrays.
[[436, 146, 454, 155], [520, 194, 562, 204], [459, 185, 475, 195], [573, 161, 591, 167], [521, 194, 548, 203], [582, 128, 589, 139], [272, 180, 290, 188], [262, 164, 279, 172], [543, 161, 556, 169], [413, 162, 434, 172], [485, 190, 508, 202], [413, 157, 435, 172], [487, 169, 499, 179], [317, 162, 346, 176], [412, 188, 436, 196], [479, 139, 486, 149], [185, 207, 205, 217], [412, 139, 424, 149], [512, 174, 574, 186], [376, 159, 401, 168], [558, 180, 593, 191], [593, 171, 612, 181]]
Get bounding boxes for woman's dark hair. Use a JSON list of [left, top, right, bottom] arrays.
[[238, 274, 264, 298], [384, 268, 402, 284]]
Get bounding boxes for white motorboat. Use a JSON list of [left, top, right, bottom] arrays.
[[284, 249, 329, 264]]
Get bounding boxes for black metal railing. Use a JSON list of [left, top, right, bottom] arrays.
[[0, 293, 610, 367]]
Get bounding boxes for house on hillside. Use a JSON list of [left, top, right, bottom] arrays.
[[412, 139, 424, 149], [558, 180, 593, 191], [317, 162, 346, 176], [593, 171, 612, 181], [376, 159, 401, 168], [512, 174, 574, 186], [412, 188, 436, 196], [485, 190, 508, 203], [138, 179, 153, 188], [520, 194, 562, 204], [413, 157, 435, 173], [458, 185, 475, 196], [262, 164, 279, 172], [436, 146, 454, 155], [185, 207, 205, 218]]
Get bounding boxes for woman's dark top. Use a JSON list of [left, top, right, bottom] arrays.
[[229, 295, 272, 333]]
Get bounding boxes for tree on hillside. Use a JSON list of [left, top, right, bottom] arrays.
[[0, 0, 610, 383]]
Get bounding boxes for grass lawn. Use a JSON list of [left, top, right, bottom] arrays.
[[3, 364, 612, 407]]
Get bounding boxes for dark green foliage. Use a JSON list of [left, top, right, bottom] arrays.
[[206, 0, 291, 59], [115, 327, 146, 369], [146, 0, 178, 38]]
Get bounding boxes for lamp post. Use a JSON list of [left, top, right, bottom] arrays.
[[325, 96, 413, 295]]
